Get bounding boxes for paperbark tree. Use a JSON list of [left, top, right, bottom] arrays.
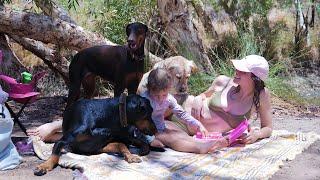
[[157, 0, 214, 73]]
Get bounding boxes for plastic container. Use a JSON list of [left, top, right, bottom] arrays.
[[21, 72, 32, 84], [228, 119, 249, 144], [193, 132, 223, 141]]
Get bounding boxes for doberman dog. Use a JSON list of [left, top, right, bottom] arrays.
[[67, 22, 148, 107], [34, 94, 157, 176]]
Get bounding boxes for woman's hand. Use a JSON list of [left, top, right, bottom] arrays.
[[241, 128, 261, 144], [209, 137, 229, 152], [191, 94, 205, 120]]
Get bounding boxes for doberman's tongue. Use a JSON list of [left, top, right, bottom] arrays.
[[130, 43, 137, 49]]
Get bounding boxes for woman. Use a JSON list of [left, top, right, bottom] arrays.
[[156, 54, 272, 151]]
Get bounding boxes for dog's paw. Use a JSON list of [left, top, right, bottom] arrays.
[[125, 154, 142, 163], [139, 145, 150, 156], [33, 163, 53, 176]]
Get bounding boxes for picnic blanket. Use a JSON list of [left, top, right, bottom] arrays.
[[32, 130, 319, 179]]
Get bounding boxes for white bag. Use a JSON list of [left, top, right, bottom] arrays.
[[0, 100, 22, 170]]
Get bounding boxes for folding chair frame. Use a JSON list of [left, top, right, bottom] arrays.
[[4, 97, 32, 135]]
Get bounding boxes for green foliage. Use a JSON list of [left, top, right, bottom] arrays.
[[81, 0, 155, 44], [209, 0, 273, 30], [266, 77, 307, 104], [0, 0, 12, 4], [240, 0, 273, 20], [188, 72, 215, 96], [316, 2, 320, 19], [58, 0, 155, 44], [276, 0, 293, 8], [67, 0, 79, 10]]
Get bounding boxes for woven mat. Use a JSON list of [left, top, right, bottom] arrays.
[[32, 130, 320, 180]]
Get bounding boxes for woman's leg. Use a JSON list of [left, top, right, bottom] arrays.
[[155, 121, 216, 154], [27, 120, 63, 142]]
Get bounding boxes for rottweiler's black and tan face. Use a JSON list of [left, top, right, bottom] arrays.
[[126, 95, 157, 135], [126, 22, 148, 51]]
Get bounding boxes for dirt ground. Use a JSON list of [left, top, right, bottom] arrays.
[[0, 96, 319, 180]]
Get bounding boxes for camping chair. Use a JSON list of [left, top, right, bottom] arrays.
[[0, 72, 46, 135]]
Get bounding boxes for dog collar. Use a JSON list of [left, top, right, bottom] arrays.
[[126, 46, 145, 62], [132, 54, 145, 62], [119, 93, 128, 127]]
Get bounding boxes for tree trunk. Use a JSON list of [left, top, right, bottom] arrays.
[[157, 0, 213, 73], [0, 9, 110, 51], [191, 0, 218, 40], [294, 0, 310, 51], [0, 34, 26, 79]]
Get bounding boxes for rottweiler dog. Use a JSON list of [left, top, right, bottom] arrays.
[[34, 94, 156, 176], [67, 22, 148, 107]]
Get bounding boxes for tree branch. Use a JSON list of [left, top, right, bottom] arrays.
[[34, 0, 76, 24], [0, 9, 162, 66], [9, 35, 69, 83]]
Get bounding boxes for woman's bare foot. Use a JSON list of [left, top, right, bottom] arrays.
[[27, 120, 63, 142], [197, 138, 229, 154], [150, 139, 165, 148]]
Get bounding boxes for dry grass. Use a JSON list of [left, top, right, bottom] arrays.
[[10, 42, 44, 68]]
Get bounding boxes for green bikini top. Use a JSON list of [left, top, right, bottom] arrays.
[[208, 80, 252, 128]]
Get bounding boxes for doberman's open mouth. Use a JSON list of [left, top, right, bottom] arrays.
[[129, 43, 137, 49]]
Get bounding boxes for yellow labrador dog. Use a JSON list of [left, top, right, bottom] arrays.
[[137, 56, 198, 105]]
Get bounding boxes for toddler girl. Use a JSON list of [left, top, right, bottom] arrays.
[[140, 68, 208, 147]]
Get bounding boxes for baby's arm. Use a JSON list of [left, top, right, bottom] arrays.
[[168, 95, 208, 134]]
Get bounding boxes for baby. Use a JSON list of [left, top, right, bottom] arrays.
[[139, 68, 208, 147]]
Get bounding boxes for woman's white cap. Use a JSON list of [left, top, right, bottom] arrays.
[[231, 55, 269, 81]]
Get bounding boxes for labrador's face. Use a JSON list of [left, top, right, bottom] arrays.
[[155, 56, 198, 96]]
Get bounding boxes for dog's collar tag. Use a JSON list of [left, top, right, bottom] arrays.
[[119, 93, 128, 127], [135, 54, 145, 62]]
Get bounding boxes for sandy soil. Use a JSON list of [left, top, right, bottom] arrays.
[[0, 96, 319, 179]]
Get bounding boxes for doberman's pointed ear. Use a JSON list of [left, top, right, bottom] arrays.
[[142, 23, 148, 33], [126, 23, 133, 37]]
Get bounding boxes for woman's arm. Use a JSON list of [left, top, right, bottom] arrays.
[[257, 88, 273, 138], [242, 88, 273, 144]]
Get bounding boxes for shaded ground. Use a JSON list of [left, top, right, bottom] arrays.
[[0, 96, 319, 179]]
